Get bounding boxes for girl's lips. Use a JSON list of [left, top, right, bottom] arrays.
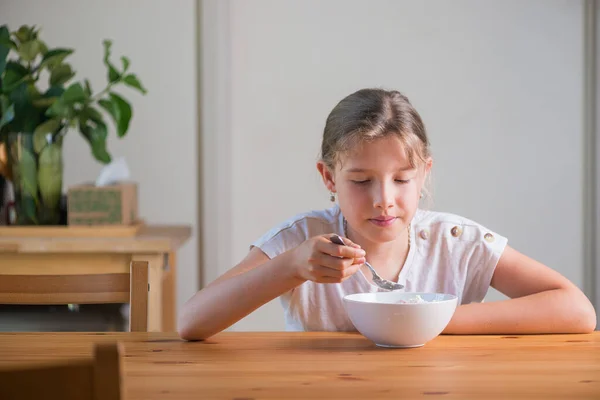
[[369, 217, 397, 227]]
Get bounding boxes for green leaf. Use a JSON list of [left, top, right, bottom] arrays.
[[79, 116, 111, 164], [18, 146, 38, 202], [33, 118, 61, 153], [123, 74, 147, 94], [111, 92, 131, 137], [34, 86, 64, 109], [8, 81, 28, 116], [37, 143, 63, 209], [37, 40, 48, 56], [46, 98, 69, 118], [9, 81, 28, 106], [84, 79, 92, 97], [0, 104, 14, 130], [9, 82, 43, 132], [0, 26, 10, 78], [62, 82, 87, 104], [121, 56, 130, 72], [87, 106, 104, 122], [30, 26, 40, 40], [49, 63, 75, 86], [3, 61, 29, 92], [108, 65, 120, 83], [18, 40, 42, 62], [14, 25, 34, 43], [1, 96, 10, 113], [98, 99, 113, 117], [31, 97, 56, 108], [102, 39, 120, 83], [39, 48, 73, 70], [34, 118, 61, 136], [46, 82, 85, 119], [20, 196, 39, 224], [44, 86, 65, 98], [99, 92, 132, 137], [0, 39, 17, 51], [0, 96, 11, 135], [102, 39, 112, 62], [0, 24, 16, 50], [26, 83, 41, 100]]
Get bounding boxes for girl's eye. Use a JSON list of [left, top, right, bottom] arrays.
[[351, 179, 410, 185]]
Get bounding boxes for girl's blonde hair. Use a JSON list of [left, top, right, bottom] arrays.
[[320, 88, 431, 171]]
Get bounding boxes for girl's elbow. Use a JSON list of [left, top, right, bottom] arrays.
[[178, 324, 200, 341], [178, 321, 214, 341], [178, 329, 206, 342], [177, 310, 224, 341], [177, 312, 209, 341], [571, 293, 597, 333], [177, 320, 197, 341], [580, 303, 597, 333]]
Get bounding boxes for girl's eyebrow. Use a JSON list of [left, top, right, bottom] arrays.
[[345, 166, 415, 173]]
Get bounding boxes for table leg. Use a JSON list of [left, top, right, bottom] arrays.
[[161, 252, 176, 332], [132, 254, 163, 332]]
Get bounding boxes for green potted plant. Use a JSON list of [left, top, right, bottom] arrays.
[[0, 24, 146, 225]]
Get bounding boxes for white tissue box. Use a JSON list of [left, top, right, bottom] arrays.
[[67, 182, 138, 226]]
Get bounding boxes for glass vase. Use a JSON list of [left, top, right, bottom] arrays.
[[6, 132, 63, 225]]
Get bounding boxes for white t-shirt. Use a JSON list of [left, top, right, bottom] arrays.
[[252, 205, 508, 332]]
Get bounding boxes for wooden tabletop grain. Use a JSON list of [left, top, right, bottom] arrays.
[[0, 225, 191, 253], [0, 331, 598, 399]]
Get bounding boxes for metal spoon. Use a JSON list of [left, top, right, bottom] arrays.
[[329, 234, 404, 291]]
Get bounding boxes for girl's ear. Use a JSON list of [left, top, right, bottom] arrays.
[[317, 161, 336, 192], [424, 157, 433, 176], [418, 157, 433, 195]]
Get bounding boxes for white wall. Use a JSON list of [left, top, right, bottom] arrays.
[[2, 0, 199, 317], [595, 0, 600, 325], [202, 0, 590, 331]]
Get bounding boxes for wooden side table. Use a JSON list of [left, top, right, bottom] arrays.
[[0, 225, 192, 332]]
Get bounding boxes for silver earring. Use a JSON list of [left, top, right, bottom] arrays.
[[420, 191, 424, 199], [330, 191, 336, 202]]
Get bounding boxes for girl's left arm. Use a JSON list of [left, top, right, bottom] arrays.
[[444, 245, 597, 334]]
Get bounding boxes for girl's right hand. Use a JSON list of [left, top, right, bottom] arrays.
[[289, 235, 366, 284]]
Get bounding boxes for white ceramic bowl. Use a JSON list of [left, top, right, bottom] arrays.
[[343, 292, 458, 348]]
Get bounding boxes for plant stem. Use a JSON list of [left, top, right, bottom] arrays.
[[90, 81, 117, 102]]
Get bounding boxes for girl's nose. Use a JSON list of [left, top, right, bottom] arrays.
[[373, 183, 394, 210]]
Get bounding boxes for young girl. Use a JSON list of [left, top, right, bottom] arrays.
[[179, 88, 596, 340]]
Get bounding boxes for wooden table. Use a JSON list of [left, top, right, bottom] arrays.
[[0, 331, 598, 399], [0, 225, 191, 331]]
